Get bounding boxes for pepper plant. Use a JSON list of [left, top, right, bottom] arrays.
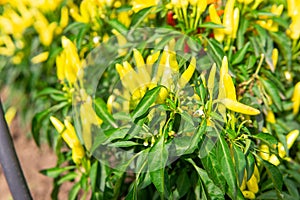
[[1, 0, 300, 199]]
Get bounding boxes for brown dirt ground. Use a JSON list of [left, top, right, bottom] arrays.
[[0, 115, 57, 199], [0, 89, 71, 199]]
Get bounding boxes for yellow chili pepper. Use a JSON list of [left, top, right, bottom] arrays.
[[133, 49, 151, 84], [223, 0, 235, 35], [244, 0, 254, 4], [148, 51, 160, 64], [55, 36, 82, 84], [218, 56, 260, 116], [292, 82, 300, 115], [179, 57, 196, 88], [220, 98, 260, 115], [208, 4, 224, 42], [259, 144, 270, 161], [72, 142, 85, 165], [270, 4, 284, 31], [64, 119, 80, 149], [224, 73, 237, 101], [156, 87, 169, 104], [240, 175, 247, 191], [194, 0, 207, 29], [218, 56, 228, 101], [242, 191, 256, 199], [218, 57, 228, 119], [265, 130, 299, 165], [56, 53, 66, 82], [50, 116, 65, 134], [116, 63, 126, 79], [116, 61, 140, 93], [60, 6, 69, 28], [131, 0, 158, 13], [208, 63, 217, 98], [220, 56, 229, 84], [278, 143, 286, 158], [286, 129, 299, 149], [268, 154, 280, 166], [251, 0, 263, 10], [4, 106, 17, 126], [266, 110, 276, 124], [31, 51, 49, 64], [167, 50, 179, 72], [50, 116, 85, 164], [112, 29, 128, 56], [246, 174, 259, 193], [231, 7, 240, 39], [80, 96, 102, 150], [133, 48, 145, 67], [270, 48, 278, 72], [286, 0, 300, 40], [253, 164, 260, 182], [287, 0, 297, 17], [284, 71, 293, 83], [0, 35, 16, 56]]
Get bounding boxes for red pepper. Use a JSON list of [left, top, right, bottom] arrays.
[[167, 11, 176, 26], [184, 42, 190, 53]]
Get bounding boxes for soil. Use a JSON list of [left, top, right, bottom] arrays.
[[0, 89, 71, 199], [0, 114, 57, 199]]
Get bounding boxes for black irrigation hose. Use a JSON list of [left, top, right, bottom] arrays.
[[0, 99, 32, 200]]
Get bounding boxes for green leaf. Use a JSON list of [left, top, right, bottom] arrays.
[[68, 181, 81, 200], [199, 22, 224, 29], [261, 159, 283, 196], [252, 132, 278, 147], [201, 147, 226, 193], [130, 7, 153, 29], [57, 172, 78, 185], [174, 36, 186, 51], [232, 42, 250, 65], [149, 136, 169, 197], [246, 153, 255, 181], [32, 101, 69, 146], [256, 190, 277, 199], [217, 135, 237, 199], [260, 78, 283, 111], [187, 159, 225, 200], [176, 169, 191, 198], [205, 38, 224, 68], [63, 22, 87, 34], [249, 37, 261, 57], [284, 178, 300, 198], [123, 119, 147, 140], [90, 161, 102, 192], [94, 98, 118, 128], [36, 87, 64, 97], [261, 69, 285, 92], [49, 93, 67, 102], [107, 19, 128, 36], [108, 141, 141, 147], [184, 121, 206, 154], [75, 23, 90, 50], [125, 185, 138, 200], [40, 166, 75, 178], [237, 18, 249, 50], [131, 86, 161, 121], [32, 109, 51, 146], [233, 145, 246, 186], [155, 34, 175, 50], [253, 24, 267, 47]]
